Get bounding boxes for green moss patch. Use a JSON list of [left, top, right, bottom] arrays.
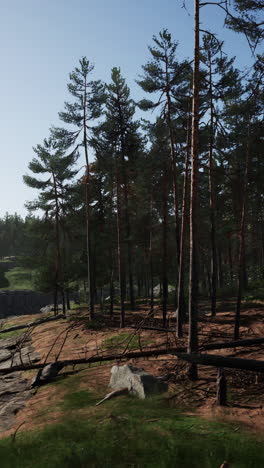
[[0, 394, 263, 467]]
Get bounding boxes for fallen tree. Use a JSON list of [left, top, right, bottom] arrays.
[[200, 336, 264, 351], [0, 346, 184, 375], [174, 352, 264, 373], [0, 314, 66, 335]]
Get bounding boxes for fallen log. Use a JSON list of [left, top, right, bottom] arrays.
[[174, 352, 264, 373], [0, 314, 66, 335], [0, 346, 184, 375], [201, 336, 264, 351], [1, 336, 264, 376]]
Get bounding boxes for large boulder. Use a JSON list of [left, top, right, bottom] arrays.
[[31, 362, 64, 388], [109, 364, 168, 399]]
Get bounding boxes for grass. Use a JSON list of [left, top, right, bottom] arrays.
[[0, 392, 263, 467], [1, 267, 35, 291], [102, 331, 153, 351], [0, 329, 24, 340]]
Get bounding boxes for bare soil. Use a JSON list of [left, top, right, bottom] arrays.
[[1, 302, 264, 438]]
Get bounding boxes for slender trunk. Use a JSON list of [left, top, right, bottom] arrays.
[[234, 130, 250, 340], [176, 112, 191, 337], [149, 195, 154, 313], [53, 289, 58, 317], [162, 192, 168, 328], [188, 0, 200, 381], [83, 77, 94, 320], [66, 289, 70, 310], [109, 264, 114, 318], [115, 157, 126, 328], [52, 172, 62, 318], [165, 85, 180, 264], [218, 248, 224, 289], [228, 240, 234, 286], [62, 290, 66, 316], [208, 55, 217, 316], [117, 94, 134, 309]]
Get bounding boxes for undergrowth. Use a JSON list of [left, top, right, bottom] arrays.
[[0, 393, 263, 467]]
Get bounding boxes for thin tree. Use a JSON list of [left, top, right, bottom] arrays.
[[23, 137, 78, 314], [52, 57, 105, 320]]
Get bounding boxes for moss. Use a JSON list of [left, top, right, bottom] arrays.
[[0, 395, 263, 467]]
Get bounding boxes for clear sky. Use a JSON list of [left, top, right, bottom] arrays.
[[0, 0, 259, 218]]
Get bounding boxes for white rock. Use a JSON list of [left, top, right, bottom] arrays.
[[109, 364, 168, 399]]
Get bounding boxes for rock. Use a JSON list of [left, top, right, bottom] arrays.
[[153, 284, 175, 298], [0, 372, 31, 432], [40, 304, 63, 314], [31, 362, 64, 388], [109, 365, 168, 399]]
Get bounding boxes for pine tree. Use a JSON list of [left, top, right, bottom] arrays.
[[137, 29, 191, 269], [23, 137, 78, 314], [52, 57, 105, 319]]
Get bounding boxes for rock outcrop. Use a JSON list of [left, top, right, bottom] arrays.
[[109, 364, 168, 399]]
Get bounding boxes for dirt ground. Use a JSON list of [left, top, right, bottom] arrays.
[[1, 302, 264, 438]]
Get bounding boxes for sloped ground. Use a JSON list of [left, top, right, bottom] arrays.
[[0, 302, 263, 467]]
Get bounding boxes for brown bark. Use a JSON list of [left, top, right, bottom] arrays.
[[115, 157, 126, 328], [176, 113, 191, 337], [165, 54, 181, 263], [83, 76, 94, 320], [149, 196, 154, 313], [162, 169, 169, 327], [208, 53, 217, 317], [188, 0, 200, 380], [234, 130, 250, 340], [117, 92, 135, 310], [174, 352, 264, 373]]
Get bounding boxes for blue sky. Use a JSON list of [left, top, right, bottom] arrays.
[[0, 0, 259, 217]]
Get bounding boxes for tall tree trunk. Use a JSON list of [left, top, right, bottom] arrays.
[[162, 192, 168, 328], [66, 289, 70, 310], [117, 94, 135, 310], [165, 82, 181, 265], [208, 55, 218, 317], [218, 248, 224, 289], [228, 240, 234, 286], [234, 130, 250, 340], [83, 77, 94, 320], [52, 172, 62, 317], [176, 112, 191, 337], [188, 0, 200, 381], [115, 159, 126, 328], [149, 197, 154, 314]]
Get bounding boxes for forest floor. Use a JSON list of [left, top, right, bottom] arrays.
[[0, 298, 264, 467]]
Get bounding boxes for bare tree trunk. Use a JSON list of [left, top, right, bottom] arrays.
[[109, 255, 115, 318], [52, 172, 62, 317], [228, 240, 234, 286], [234, 130, 250, 340], [117, 94, 135, 310], [115, 160, 126, 328], [83, 77, 94, 320], [162, 192, 168, 328], [149, 195, 154, 313], [66, 289, 70, 310], [208, 54, 217, 316], [176, 113, 191, 337], [188, 0, 200, 381], [165, 83, 180, 264]]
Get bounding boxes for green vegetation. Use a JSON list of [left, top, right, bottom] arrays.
[[0, 329, 24, 340], [0, 267, 35, 291], [102, 332, 153, 351], [0, 393, 263, 468]]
